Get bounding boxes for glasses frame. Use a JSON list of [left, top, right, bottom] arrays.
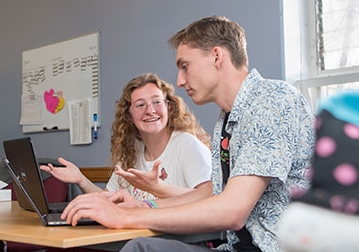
[[131, 98, 169, 113]]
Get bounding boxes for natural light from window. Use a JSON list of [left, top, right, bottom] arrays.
[[317, 0, 359, 71], [283, 0, 359, 111]]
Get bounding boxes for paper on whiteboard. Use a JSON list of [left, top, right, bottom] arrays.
[[68, 99, 92, 145], [20, 94, 42, 125]]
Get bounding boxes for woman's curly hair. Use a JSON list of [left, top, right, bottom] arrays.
[[110, 73, 211, 170]]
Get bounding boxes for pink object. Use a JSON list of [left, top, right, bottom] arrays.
[[44, 89, 59, 114]]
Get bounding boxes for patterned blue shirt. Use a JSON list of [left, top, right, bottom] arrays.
[[211, 69, 315, 251]]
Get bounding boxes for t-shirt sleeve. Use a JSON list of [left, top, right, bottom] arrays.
[[178, 133, 212, 189], [106, 172, 120, 191]]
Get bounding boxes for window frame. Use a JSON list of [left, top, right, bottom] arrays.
[[283, 0, 359, 110]]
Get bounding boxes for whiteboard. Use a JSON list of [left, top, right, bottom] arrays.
[[21, 32, 100, 133]]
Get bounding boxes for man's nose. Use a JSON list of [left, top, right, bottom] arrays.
[[177, 72, 185, 87]]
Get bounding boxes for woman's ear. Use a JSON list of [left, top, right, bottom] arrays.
[[166, 99, 173, 112], [126, 112, 133, 122]]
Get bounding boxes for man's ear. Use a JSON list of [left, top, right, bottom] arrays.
[[212, 46, 223, 67]]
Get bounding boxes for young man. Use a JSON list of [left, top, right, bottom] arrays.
[[61, 16, 315, 251]]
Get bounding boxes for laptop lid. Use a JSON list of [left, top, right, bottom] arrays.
[[3, 157, 51, 225], [3, 137, 98, 226], [3, 137, 50, 215]]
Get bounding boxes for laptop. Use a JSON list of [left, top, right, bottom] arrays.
[[3, 137, 97, 226], [7, 158, 67, 213]]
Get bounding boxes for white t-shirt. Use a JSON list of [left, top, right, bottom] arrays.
[[106, 131, 211, 200]]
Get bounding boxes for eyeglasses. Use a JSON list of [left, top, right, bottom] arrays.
[[131, 99, 168, 112]]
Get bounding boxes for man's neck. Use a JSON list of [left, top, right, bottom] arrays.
[[216, 67, 248, 113]]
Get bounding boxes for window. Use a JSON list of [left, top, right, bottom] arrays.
[[316, 0, 359, 72], [283, 0, 359, 111]]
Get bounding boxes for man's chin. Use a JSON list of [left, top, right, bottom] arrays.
[[191, 97, 208, 105]]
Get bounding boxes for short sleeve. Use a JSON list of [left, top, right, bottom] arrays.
[[230, 93, 297, 182], [175, 133, 212, 188], [106, 172, 121, 191]]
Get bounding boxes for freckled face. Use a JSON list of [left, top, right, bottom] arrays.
[[129, 83, 168, 136]]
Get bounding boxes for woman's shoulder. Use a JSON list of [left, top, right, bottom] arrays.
[[171, 131, 198, 141], [170, 131, 210, 150]]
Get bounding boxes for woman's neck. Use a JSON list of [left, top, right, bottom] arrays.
[[142, 130, 172, 161]]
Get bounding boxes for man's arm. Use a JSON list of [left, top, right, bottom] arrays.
[[136, 175, 271, 234], [62, 175, 271, 233], [155, 180, 213, 208]]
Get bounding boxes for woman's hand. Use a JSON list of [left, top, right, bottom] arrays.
[[40, 157, 84, 184], [114, 160, 162, 194]]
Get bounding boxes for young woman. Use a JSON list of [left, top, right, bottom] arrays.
[[41, 73, 212, 200]]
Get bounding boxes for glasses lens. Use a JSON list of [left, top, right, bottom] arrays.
[[133, 99, 167, 111]]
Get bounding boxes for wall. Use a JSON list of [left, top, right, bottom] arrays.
[[0, 0, 284, 166]]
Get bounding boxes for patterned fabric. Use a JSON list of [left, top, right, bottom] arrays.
[[278, 91, 359, 251], [297, 92, 359, 214], [211, 69, 315, 252]]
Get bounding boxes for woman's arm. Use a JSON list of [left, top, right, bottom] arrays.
[[115, 161, 210, 198], [40, 157, 103, 193]]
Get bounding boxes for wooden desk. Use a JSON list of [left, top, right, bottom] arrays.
[[0, 201, 222, 250], [0, 201, 161, 249]]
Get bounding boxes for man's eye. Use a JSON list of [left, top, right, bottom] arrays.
[[181, 64, 188, 71], [153, 100, 162, 105]]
